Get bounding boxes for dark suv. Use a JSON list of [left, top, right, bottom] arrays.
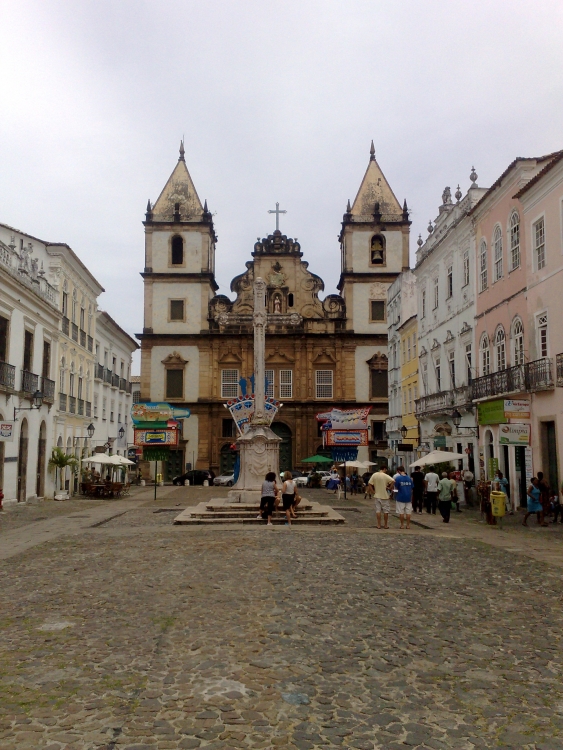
[[172, 469, 215, 486]]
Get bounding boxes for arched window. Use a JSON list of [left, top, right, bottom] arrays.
[[171, 235, 184, 265], [508, 211, 520, 271], [495, 327, 506, 371], [513, 318, 524, 365], [479, 240, 488, 291], [370, 234, 386, 265], [480, 334, 490, 376], [493, 226, 503, 281]]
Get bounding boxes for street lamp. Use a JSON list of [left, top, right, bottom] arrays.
[[14, 390, 44, 420], [118, 425, 125, 439], [451, 409, 479, 436], [87, 423, 95, 439], [400, 424, 408, 440], [451, 409, 462, 428]]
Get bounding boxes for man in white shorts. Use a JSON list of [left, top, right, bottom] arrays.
[[368, 466, 394, 529], [392, 466, 414, 530]]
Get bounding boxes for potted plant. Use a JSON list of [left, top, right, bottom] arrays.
[[48, 448, 79, 499]]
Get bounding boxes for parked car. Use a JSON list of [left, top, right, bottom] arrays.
[[317, 471, 332, 487], [213, 473, 234, 487], [279, 470, 304, 481], [295, 474, 309, 487], [172, 469, 215, 486]]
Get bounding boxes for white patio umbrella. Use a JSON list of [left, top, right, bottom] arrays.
[[409, 450, 465, 468], [338, 460, 365, 468], [361, 460, 377, 467], [108, 455, 135, 465], [81, 454, 114, 465]]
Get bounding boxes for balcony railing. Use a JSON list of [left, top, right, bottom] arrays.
[[0, 361, 16, 390], [87, 336, 93, 352], [69, 396, 76, 414], [385, 415, 403, 434], [104, 368, 112, 384], [472, 358, 553, 400], [415, 385, 473, 418], [126, 381, 132, 394], [85, 401, 92, 417], [59, 393, 67, 411], [41, 377, 55, 403], [95, 363, 104, 380], [78, 398, 84, 416], [62, 316, 70, 335], [111, 374, 120, 388], [71, 323, 79, 342], [80, 329, 86, 347], [119, 377, 127, 392], [557, 353, 563, 387], [21, 369, 39, 395]]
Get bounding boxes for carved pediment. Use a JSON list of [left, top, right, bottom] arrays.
[[218, 350, 242, 365], [419, 346, 428, 357], [266, 349, 295, 365], [431, 339, 441, 351], [313, 349, 337, 365], [366, 352, 388, 370], [161, 351, 188, 366], [444, 330, 454, 343]]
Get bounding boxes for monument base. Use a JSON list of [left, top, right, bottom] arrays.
[[231, 423, 281, 498]]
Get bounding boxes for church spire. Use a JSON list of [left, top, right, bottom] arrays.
[[370, 140, 375, 161], [348, 144, 402, 218], [150, 143, 204, 222], [179, 140, 185, 162]]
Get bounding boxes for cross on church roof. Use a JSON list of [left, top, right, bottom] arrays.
[[268, 202, 287, 232]]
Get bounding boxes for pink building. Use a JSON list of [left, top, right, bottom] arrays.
[[471, 153, 562, 507]]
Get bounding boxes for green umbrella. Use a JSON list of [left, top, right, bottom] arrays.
[[301, 455, 333, 463]]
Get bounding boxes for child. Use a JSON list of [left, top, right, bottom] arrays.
[[258, 472, 278, 526]]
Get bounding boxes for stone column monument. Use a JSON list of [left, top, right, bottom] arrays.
[[228, 277, 282, 502]]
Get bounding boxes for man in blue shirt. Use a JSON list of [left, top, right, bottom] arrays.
[[393, 466, 414, 529]]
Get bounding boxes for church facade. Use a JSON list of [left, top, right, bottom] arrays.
[[138, 143, 410, 477]]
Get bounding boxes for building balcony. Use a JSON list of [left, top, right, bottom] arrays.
[[59, 392, 67, 411], [126, 381, 132, 394], [77, 398, 84, 416], [71, 322, 79, 342], [111, 374, 120, 388], [41, 377, 55, 403], [415, 385, 473, 419], [472, 358, 553, 401], [87, 335, 93, 352], [69, 395, 76, 414], [62, 316, 70, 335], [0, 361, 16, 391], [85, 401, 92, 417], [385, 415, 403, 434], [95, 363, 104, 381], [80, 329, 86, 347], [119, 377, 127, 392], [557, 353, 563, 387], [21, 369, 39, 396], [103, 368, 112, 384]]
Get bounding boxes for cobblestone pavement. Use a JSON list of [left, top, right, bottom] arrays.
[[1, 489, 563, 749]]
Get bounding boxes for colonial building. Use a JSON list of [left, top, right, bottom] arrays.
[[138, 143, 410, 477]]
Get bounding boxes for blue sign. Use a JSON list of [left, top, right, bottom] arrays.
[[330, 447, 359, 462]]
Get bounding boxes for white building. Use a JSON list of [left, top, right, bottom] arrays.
[[0, 229, 60, 503], [414, 177, 487, 471], [92, 311, 138, 456]]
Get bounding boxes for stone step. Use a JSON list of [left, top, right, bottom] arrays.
[[190, 510, 329, 519], [174, 500, 345, 525], [205, 501, 314, 511], [174, 515, 344, 525]]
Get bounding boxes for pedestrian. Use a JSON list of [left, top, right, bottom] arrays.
[[523, 477, 543, 526], [258, 471, 279, 527], [281, 470, 296, 526], [437, 471, 455, 523], [393, 466, 414, 529], [410, 466, 425, 514], [368, 466, 394, 529], [553, 489, 563, 524], [424, 465, 440, 514], [350, 470, 358, 496], [495, 469, 510, 514], [537, 471, 550, 526], [463, 467, 474, 507]]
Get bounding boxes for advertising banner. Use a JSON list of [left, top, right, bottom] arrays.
[[225, 395, 280, 435], [504, 399, 531, 419], [0, 421, 15, 442], [134, 428, 179, 446], [477, 400, 507, 425], [131, 402, 190, 425], [143, 447, 170, 462], [325, 430, 368, 446], [499, 423, 531, 446], [316, 407, 371, 430]]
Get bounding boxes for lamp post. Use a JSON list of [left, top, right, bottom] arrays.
[[13, 390, 43, 420], [400, 424, 408, 440], [451, 409, 479, 436]]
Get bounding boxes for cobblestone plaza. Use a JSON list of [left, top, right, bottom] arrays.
[[2, 487, 563, 750]]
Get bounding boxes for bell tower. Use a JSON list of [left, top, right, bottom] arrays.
[[338, 142, 410, 334], [141, 141, 218, 338]]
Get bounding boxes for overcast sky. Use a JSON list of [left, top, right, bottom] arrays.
[[2, 1, 562, 373]]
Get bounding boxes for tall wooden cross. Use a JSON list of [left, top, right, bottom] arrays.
[[268, 202, 287, 232]]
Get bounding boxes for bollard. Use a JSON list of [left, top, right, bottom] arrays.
[[184, 479, 190, 486]]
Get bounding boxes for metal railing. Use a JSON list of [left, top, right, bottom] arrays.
[[557, 353, 563, 387], [126, 381, 132, 394], [59, 393, 67, 411], [80, 329, 86, 347], [62, 316, 70, 335], [78, 398, 84, 416], [21, 369, 39, 395], [111, 374, 120, 388], [85, 401, 92, 417], [104, 368, 112, 384], [471, 358, 553, 399], [0, 361, 16, 390], [87, 336, 93, 352], [415, 385, 473, 418], [69, 396, 76, 414], [95, 363, 104, 380], [71, 323, 78, 341], [41, 377, 55, 403], [119, 377, 127, 391]]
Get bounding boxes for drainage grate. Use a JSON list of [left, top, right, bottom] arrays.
[[333, 507, 361, 513], [153, 508, 186, 513]]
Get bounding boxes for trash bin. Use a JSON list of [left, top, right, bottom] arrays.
[[490, 491, 506, 518]]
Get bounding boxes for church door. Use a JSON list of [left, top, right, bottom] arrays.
[[271, 422, 292, 472], [165, 450, 184, 481]]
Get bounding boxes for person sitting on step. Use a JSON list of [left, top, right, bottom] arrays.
[[258, 472, 279, 526]]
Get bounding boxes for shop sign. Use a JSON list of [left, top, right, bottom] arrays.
[[434, 436, 446, 447], [524, 446, 533, 485], [504, 399, 530, 419], [499, 423, 531, 446], [325, 430, 368, 446], [143, 447, 170, 462], [397, 443, 415, 452], [488, 457, 499, 479], [478, 400, 507, 425], [134, 428, 179, 446], [0, 421, 15, 442], [131, 402, 190, 425]]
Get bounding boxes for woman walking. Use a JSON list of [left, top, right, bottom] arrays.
[[523, 477, 543, 527], [258, 471, 279, 527], [281, 470, 297, 526]]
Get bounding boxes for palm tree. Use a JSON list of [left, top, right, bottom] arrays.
[[48, 448, 79, 493]]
